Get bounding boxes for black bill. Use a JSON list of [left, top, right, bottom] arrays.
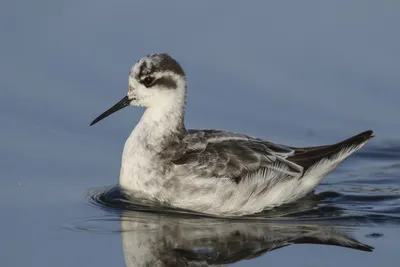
[[90, 96, 132, 126]]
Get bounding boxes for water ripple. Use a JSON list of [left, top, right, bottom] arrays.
[[356, 141, 400, 161], [74, 184, 400, 228], [64, 141, 400, 255], [61, 186, 386, 266]]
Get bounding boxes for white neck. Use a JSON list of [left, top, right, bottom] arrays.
[[135, 93, 186, 147], [119, 89, 186, 191]]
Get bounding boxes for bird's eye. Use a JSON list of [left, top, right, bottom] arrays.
[[142, 76, 155, 87]]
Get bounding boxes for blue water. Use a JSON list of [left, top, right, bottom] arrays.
[[1, 1, 400, 266]]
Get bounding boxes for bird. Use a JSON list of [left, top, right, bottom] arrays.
[[90, 53, 374, 217]]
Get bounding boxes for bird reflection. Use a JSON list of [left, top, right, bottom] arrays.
[[120, 210, 373, 267]]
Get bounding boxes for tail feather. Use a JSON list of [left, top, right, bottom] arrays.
[[288, 130, 374, 171]]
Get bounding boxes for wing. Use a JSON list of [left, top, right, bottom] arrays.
[[172, 130, 304, 183]]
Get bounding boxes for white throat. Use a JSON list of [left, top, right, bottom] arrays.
[[119, 87, 186, 192]]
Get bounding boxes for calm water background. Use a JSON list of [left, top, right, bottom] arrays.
[[1, 1, 400, 266]]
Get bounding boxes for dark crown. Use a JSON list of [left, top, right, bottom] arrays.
[[138, 53, 185, 79]]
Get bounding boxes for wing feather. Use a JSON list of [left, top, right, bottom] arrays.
[[172, 130, 303, 182]]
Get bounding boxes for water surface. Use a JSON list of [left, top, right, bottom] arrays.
[[1, 1, 400, 266]]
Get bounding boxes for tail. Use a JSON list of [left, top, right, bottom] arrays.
[[288, 130, 374, 173]]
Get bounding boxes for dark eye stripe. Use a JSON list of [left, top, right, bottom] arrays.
[[142, 76, 154, 87], [151, 77, 177, 89]]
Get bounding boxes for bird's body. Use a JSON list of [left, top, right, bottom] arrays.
[[91, 53, 374, 216]]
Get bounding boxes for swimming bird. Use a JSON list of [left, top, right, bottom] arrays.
[[90, 53, 374, 216]]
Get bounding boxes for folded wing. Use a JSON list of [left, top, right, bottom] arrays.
[[172, 130, 303, 183]]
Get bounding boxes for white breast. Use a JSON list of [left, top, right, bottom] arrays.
[[119, 101, 184, 199]]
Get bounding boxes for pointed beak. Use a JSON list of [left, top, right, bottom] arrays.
[[90, 96, 132, 126]]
